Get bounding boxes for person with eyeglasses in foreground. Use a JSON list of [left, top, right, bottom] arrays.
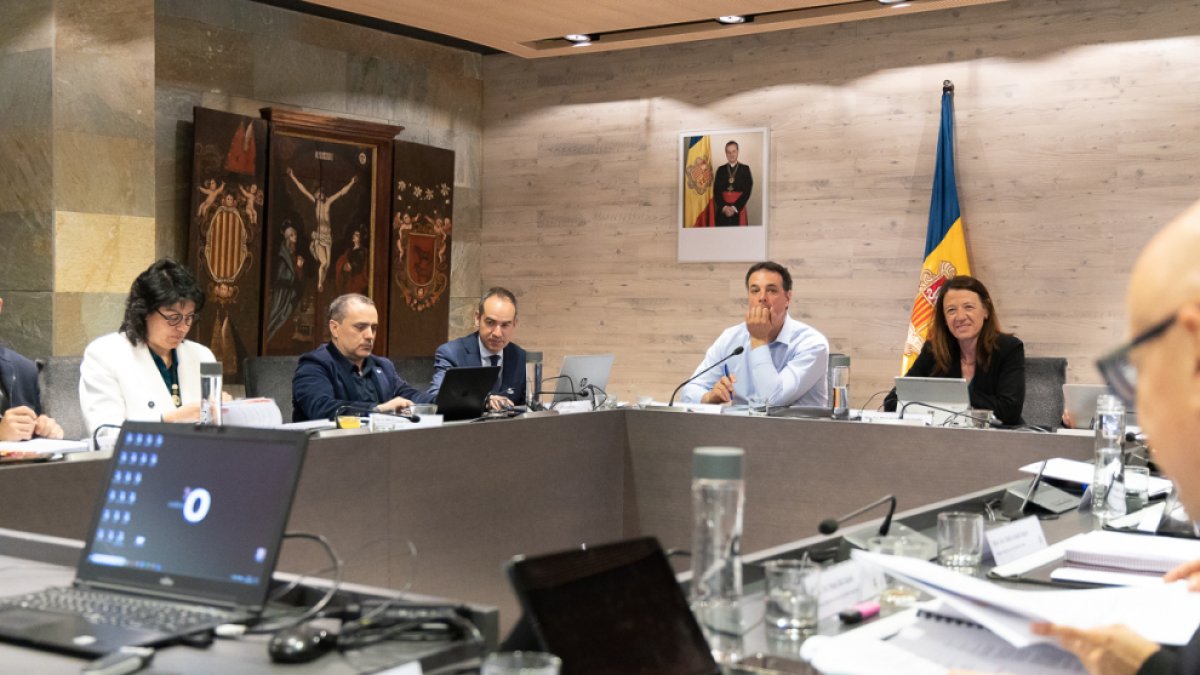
[[958, 201, 1200, 675], [80, 259, 219, 434]]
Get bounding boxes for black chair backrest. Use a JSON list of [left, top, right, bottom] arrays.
[[243, 355, 301, 424], [1024, 357, 1067, 429], [38, 355, 86, 441], [391, 356, 435, 391]]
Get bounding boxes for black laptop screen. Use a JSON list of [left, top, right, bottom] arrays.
[[76, 423, 307, 609]]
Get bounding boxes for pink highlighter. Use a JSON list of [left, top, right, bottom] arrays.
[[838, 600, 881, 625]]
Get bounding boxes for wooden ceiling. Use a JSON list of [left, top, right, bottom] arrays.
[[306, 0, 1008, 58]]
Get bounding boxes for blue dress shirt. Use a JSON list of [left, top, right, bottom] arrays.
[[680, 315, 830, 407]]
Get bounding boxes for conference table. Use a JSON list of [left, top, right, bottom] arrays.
[[0, 410, 1093, 634]]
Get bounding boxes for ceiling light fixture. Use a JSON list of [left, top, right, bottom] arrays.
[[716, 15, 747, 24], [877, 0, 907, 4], [564, 33, 594, 44]]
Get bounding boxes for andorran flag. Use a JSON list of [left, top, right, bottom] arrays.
[[683, 135, 715, 228], [901, 86, 971, 373]]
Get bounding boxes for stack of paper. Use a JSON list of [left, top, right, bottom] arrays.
[[1062, 530, 1200, 574]]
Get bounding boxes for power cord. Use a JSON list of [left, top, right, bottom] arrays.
[[239, 532, 343, 635]]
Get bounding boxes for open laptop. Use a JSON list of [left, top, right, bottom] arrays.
[[0, 422, 308, 657], [435, 365, 502, 421], [551, 354, 615, 404], [506, 537, 719, 675], [894, 376, 970, 426], [1062, 384, 1110, 430]]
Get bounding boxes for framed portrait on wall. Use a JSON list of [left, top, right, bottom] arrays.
[[677, 127, 769, 262], [259, 109, 401, 356]]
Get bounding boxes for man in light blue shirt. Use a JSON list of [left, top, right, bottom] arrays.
[[680, 262, 830, 407]]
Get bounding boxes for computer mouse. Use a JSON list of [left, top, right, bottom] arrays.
[[267, 622, 335, 664]]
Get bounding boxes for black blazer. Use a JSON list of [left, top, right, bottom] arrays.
[[428, 333, 527, 404], [884, 333, 1025, 426], [0, 346, 42, 415], [1137, 625, 1200, 674], [291, 343, 433, 422]]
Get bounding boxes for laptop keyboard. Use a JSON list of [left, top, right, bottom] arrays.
[[0, 587, 236, 634]]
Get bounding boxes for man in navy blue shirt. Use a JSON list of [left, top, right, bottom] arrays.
[[0, 296, 63, 441], [291, 294, 432, 422]]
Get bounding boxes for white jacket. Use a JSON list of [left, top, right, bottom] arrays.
[[79, 332, 216, 434]]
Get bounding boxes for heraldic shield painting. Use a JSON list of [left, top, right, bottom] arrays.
[[188, 108, 268, 383], [388, 141, 454, 357], [262, 133, 376, 355], [677, 128, 769, 263]]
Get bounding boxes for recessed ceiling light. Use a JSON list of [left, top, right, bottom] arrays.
[[716, 15, 747, 24], [564, 33, 593, 43], [877, 0, 907, 4]]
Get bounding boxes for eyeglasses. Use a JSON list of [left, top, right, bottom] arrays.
[[1095, 312, 1177, 408], [155, 308, 199, 327]]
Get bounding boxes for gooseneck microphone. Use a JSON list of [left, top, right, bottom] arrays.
[[668, 346, 745, 407], [898, 401, 1002, 428], [818, 494, 897, 537], [333, 404, 420, 423]]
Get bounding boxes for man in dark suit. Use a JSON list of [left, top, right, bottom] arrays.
[[713, 140, 753, 226], [291, 293, 433, 422], [0, 297, 63, 441], [1034, 200, 1200, 673], [428, 287, 527, 410]]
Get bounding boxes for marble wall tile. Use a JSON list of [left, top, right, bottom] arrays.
[[0, 210, 54, 292], [54, 131, 154, 216], [55, 0, 153, 56], [0, 49, 52, 131], [52, 292, 126, 355], [0, 131, 52, 213], [452, 130, 482, 190], [447, 296, 477, 340], [345, 54, 430, 123], [54, 210, 156, 293], [252, 36, 348, 114], [449, 240, 480, 299], [155, 16, 254, 97], [55, 51, 154, 137], [0, 290, 54, 359], [452, 186, 481, 242], [0, 0, 53, 55]]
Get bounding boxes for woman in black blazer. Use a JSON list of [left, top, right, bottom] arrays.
[[884, 276, 1025, 425]]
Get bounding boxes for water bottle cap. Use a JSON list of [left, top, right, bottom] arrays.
[[200, 362, 222, 376], [693, 446, 743, 480]]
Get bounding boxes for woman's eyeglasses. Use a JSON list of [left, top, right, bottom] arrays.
[[156, 309, 199, 327]]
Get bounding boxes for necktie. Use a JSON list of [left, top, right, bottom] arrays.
[[489, 354, 502, 392]]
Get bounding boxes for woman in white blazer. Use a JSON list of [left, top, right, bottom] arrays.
[[80, 259, 216, 434]]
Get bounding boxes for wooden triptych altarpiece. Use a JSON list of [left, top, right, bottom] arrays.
[[188, 107, 454, 381]]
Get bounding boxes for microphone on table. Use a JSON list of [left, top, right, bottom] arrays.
[[334, 404, 420, 424], [818, 494, 897, 537], [898, 401, 1002, 428], [668, 346, 745, 407]]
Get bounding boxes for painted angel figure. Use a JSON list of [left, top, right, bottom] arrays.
[[197, 179, 225, 219], [238, 184, 263, 226]]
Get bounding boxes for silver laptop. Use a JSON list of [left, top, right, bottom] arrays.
[[1062, 384, 1111, 430], [894, 376, 970, 426], [0, 422, 308, 657], [552, 354, 615, 403]]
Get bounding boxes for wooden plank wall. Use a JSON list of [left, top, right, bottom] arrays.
[[481, 0, 1200, 405]]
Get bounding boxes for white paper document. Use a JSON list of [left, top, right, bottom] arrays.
[[801, 601, 1085, 675], [853, 549, 1200, 647], [0, 437, 90, 456], [1019, 458, 1172, 496], [1061, 530, 1200, 574]]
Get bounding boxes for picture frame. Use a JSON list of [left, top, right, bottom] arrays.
[[677, 127, 769, 262]]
